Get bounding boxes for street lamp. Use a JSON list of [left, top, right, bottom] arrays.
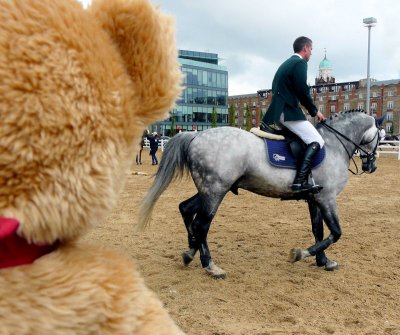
[[363, 17, 377, 115]]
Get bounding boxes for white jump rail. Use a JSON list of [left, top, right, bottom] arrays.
[[143, 139, 169, 152], [377, 140, 400, 160]]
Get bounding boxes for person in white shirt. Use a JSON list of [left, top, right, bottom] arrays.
[[378, 125, 386, 143]]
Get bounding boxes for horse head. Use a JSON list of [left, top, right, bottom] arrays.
[[320, 109, 378, 173]]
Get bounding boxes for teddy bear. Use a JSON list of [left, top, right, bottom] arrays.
[[0, 0, 184, 334]]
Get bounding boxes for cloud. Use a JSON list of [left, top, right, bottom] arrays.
[[80, 0, 400, 95]]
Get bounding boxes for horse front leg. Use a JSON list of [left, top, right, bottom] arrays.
[[289, 199, 341, 270], [305, 199, 338, 271]]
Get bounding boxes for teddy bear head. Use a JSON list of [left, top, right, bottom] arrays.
[[0, 0, 182, 267]]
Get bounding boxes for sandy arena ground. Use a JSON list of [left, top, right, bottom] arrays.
[[85, 150, 400, 335]]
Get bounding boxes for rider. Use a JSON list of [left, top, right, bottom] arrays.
[[260, 36, 326, 193]]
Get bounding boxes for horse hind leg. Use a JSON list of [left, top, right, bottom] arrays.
[[189, 192, 227, 279], [179, 194, 201, 266], [192, 210, 227, 279]]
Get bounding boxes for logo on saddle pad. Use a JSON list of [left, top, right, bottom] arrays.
[[272, 153, 286, 161], [264, 138, 325, 169]]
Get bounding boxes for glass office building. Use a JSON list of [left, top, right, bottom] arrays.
[[154, 50, 228, 135]]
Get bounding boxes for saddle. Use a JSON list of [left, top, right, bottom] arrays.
[[250, 124, 325, 169]]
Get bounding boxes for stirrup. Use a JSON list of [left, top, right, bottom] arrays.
[[292, 176, 322, 194], [292, 183, 322, 194]]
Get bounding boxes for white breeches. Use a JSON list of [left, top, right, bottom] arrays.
[[278, 114, 325, 148]]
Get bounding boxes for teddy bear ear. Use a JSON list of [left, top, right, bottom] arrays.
[[88, 0, 183, 126]]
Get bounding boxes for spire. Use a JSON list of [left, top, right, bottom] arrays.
[[315, 49, 335, 85]]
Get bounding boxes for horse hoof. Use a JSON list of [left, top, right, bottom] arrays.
[[181, 251, 194, 266], [205, 262, 226, 279], [289, 248, 304, 263], [324, 259, 339, 271]]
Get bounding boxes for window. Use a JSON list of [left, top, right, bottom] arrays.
[[330, 105, 336, 113], [344, 103, 350, 111], [388, 91, 393, 97], [202, 71, 208, 86], [357, 103, 364, 110], [319, 105, 324, 113], [187, 88, 193, 103], [319, 96, 324, 102], [331, 95, 336, 101], [372, 91, 377, 98], [359, 93, 363, 99], [371, 102, 377, 111], [387, 101, 394, 110], [192, 69, 198, 85], [216, 72, 222, 88], [344, 94, 349, 100], [387, 111, 393, 121]]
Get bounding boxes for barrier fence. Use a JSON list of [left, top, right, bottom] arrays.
[[377, 140, 400, 160], [143, 139, 169, 152]]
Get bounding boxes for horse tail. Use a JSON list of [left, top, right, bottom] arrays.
[[137, 131, 198, 230]]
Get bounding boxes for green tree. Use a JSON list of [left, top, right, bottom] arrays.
[[170, 115, 176, 136], [246, 106, 252, 131], [211, 106, 218, 128], [259, 110, 264, 123], [229, 104, 235, 127]]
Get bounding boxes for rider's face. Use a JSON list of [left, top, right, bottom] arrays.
[[303, 44, 312, 62]]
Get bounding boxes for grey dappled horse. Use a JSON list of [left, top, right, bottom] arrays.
[[138, 111, 378, 278]]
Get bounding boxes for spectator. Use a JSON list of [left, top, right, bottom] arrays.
[[146, 131, 159, 165], [135, 130, 146, 165], [378, 125, 386, 143]]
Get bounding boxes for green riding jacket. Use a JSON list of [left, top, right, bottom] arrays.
[[262, 55, 317, 124]]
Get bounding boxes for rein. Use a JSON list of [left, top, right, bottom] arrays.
[[321, 121, 379, 175]]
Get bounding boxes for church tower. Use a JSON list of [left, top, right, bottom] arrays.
[[315, 49, 335, 85]]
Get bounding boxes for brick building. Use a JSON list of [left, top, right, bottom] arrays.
[[228, 53, 400, 134]]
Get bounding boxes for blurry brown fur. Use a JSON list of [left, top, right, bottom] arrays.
[[0, 0, 183, 333]]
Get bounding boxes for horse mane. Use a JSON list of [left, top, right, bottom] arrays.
[[320, 109, 367, 126]]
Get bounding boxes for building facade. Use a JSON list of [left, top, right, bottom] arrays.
[[152, 50, 229, 135], [228, 54, 400, 135], [228, 92, 269, 130]]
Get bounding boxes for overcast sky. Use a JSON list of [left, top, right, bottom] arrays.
[[81, 0, 400, 96]]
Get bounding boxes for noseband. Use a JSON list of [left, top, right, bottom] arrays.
[[321, 121, 379, 175]]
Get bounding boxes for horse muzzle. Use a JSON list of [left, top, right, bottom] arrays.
[[361, 154, 377, 173]]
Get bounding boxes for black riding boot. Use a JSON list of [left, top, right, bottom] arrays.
[[292, 142, 322, 194]]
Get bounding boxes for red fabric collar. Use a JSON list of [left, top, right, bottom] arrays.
[[0, 217, 58, 269]]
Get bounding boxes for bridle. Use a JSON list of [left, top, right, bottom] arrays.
[[321, 121, 379, 175]]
